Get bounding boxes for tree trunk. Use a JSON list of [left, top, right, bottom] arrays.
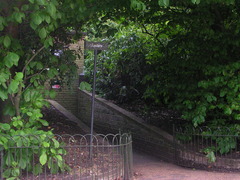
[[0, 100, 11, 123]]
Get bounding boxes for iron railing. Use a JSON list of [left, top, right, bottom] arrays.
[[0, 133, 133, 180], [174, 126, 240, 171]]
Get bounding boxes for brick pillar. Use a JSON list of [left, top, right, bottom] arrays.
[[69, 40, 85, 74], [48, 39, 85, 116]]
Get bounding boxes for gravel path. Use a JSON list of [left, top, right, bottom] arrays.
[[133, 151, 240, 180]]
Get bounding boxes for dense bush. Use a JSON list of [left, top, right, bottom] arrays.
[[84, 33, 152, 103], [85, 3, 240, 130], [142, 3, 240, 129]]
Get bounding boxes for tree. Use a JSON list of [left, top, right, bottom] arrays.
[[1, 0, 239, 177], [0, 0, 136, 122], [0, 0, 137, 178], [84, 0, 240, 129]]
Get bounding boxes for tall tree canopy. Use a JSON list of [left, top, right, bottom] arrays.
[[0, 0, 239, 177], [85, 0, 240, 129]]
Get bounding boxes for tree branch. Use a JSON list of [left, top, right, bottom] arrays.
[[141, 23, 165, 47], [25, 68, 46, 82], [22, 46, 45, 76]]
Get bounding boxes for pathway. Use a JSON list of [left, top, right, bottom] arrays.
[[133, 151, 240, 180]]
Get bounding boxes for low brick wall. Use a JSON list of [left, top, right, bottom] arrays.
[[77, 90, 175, 162]]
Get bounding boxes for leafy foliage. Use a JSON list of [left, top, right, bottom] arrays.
[[1, 0, 156, 177], [0, 103, 69, 179], [1, 0, 240, 175], [84, 30, 151, 103], [0, 0, 96, 177], [85, 1, 240, 157]]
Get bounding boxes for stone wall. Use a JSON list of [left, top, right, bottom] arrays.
[[77, 90, 175, 162]]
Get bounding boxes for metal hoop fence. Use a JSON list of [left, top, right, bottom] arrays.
[[174, 126, 240, 171], [0, 133, 133, 180]]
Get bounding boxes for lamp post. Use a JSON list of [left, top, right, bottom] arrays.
[[85, 41, 108, 159]]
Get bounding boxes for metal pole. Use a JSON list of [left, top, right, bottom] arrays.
[[90, 49, 97, 160], [1, 148, 3, 180]]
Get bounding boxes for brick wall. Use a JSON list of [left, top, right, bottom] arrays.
[[47, 40, 84, 116], [77, 90, 175, 162]]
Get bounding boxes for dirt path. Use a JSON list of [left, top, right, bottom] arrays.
[[133, 151, 240, 180]]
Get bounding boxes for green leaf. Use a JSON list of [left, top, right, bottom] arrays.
[[3, 36, 11, 48], [50, 148, 56, 154], [191, 0, 201, 4], [33, 164, 43, 175], [14, 12, 25, 23], [0, 16, 6, 31], [13, 121, 18, 127], [6, 177, 16, 180], [0, 123, 10, 130], [3, 105, 15, 116], [3, 169, 11, 178], [25, 113, 32, 120], [29, 0, 35, 3], [224, 107, 232, 115], [47, 2, 57, 18], [55, 155, 62, 161], [39, 28, 47, 39], [235, 114, 240, 120], [19, 157, 27, 169], [79, 81, 92, 91], [39, 119, 49, 126], [5, 152, 14, 166], [0, 89, 8, 101], [30, 21, 38, 30], [206, 151, 216, 163], [21, 4, 29, 11], [37, 0, 47, 5], [50, 162, 58, 174], [36, 62, 43, 69], [12, 168, 20, 177], [17, 120, 23, 127], [158, 0, 169, 6], [8, 80, 19, 93], [4, 52, 20, 68], [220, 90, 227, 97], [43, 142, 50, 147], [44, 37, 53, 48], [32, 13, 43, 25], [52, 138, 59, 148], [58, 149, 64, 154], [47, 69, 56, 78], [23, 90, 31, 102], [45, 15, 51, 24], [130, 0, 146, 10], [15, 72, 24, 81], [40, 152, 47, 165]]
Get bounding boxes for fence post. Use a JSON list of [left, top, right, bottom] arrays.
[[123, 144, 129, 179], [173, 124, 177, 164], [123, 134, 133, 180], [128, 134, 133, 179], [0, 146, 3, 180]]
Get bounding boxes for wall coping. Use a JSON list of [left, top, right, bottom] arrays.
[[47, 99, 92, 134], [79, 90, 174, 143]]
